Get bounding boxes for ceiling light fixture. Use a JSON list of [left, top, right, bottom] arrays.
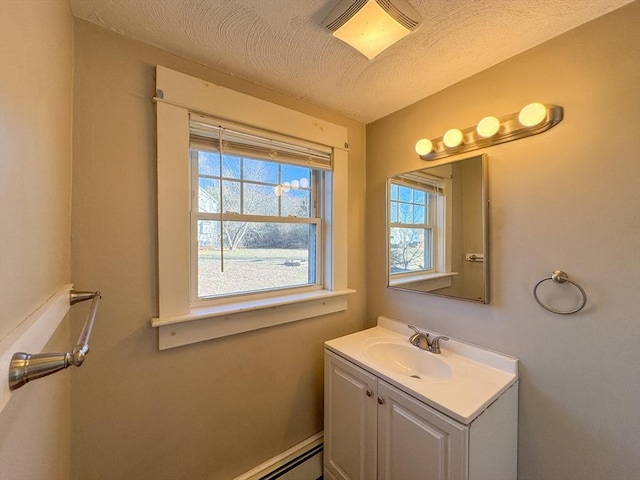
[[322, 0, 422, 59], [415, 103, 564, 161]]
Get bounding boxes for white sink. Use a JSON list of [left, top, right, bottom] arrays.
[[325, 316, 519, 424], [364, 341, 453, 381]]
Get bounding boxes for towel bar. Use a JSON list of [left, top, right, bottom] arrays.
[[8, 289, 101, 390]]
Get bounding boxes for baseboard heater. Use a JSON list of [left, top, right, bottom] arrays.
[[235, 432, 323, 480]]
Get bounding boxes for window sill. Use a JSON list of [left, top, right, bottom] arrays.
[[390, 272, 457, 286], [151, 288, 356, 350], [389, 272, 458, 292]]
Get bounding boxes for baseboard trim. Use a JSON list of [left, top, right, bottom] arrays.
[[234, 432, 323, 480]]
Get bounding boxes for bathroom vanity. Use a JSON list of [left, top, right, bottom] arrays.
[[323, 317, 519, 480]]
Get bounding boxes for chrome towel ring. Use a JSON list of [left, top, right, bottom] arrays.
[[533, 270, 587, 315]]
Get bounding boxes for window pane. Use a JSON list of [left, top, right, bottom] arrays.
[[282, 189, 311, 217], [198, 178, 220, 213], [282, 165, 310, 186], [198, 151, 219, 176], [398, 186, 412, 202], [222, 155, 241, 179], [222, 180, 241, 213], [244, 183, 278, 215], [413, 205, 425, 224], [198, 221, 316, 298], [197, 219, 220, 251], [389, 227, 430, 273], [414, 189, 426, 204], [244, 158, 279, 184], [399, 203, 412, 223]]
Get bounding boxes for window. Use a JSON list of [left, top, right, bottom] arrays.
[[190, 118, 331, 302], [152, 66, 352, 349], [389, 181, 436, 275], [388, 172, 448, 285]]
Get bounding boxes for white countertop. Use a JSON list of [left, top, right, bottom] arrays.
[[325, 316, 519, 425]]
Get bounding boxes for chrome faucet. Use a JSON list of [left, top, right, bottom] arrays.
[[407, 325, 449, 354]]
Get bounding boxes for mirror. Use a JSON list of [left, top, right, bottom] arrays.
[[387, 154, 489, 303]]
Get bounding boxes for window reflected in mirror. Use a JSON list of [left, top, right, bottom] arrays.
[[387, 154, 489, 303]]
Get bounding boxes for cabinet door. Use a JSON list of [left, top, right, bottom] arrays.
[[324, 351, 378, 480], [377, 381, 469, 480]]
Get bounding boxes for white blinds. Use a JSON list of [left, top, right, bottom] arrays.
[[189, 114, 333, 170], [394, 171, 445, 195]]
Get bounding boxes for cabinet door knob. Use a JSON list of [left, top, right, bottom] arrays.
[[377, 397, 385, 405], [366, 389, 373, 397]]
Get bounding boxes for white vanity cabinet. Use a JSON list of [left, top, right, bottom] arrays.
[[324, 348, 518, 480], [325, 350, 468, 480]]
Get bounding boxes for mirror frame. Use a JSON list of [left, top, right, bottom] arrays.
[[386, 154, 489, 303]]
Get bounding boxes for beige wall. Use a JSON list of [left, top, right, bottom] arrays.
[[367, 3, 640, 479], [70, 20, 366, 480], [0, 0, 73, 338], [0, 0, 74, 478]]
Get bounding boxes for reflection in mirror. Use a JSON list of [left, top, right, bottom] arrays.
[[387, 154, 489, 303]]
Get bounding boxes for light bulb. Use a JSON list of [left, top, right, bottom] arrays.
[[518, 103, 547, 127], [443, 128, 464, 148], [476, 116, 500, 137], [415, 138, 433, 155], [291, 180, 300, 190], [282, 182, 290, 193]]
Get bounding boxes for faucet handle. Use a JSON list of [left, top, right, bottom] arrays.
[[407, 325, 421, 335], [407, 325, 428, 340], [407, 325, 430, 350], [429, 336, 449, 354]]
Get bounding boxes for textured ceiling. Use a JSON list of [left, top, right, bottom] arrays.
[[69, 0, 634, 123]]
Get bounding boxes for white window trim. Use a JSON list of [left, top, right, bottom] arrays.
[[151, 66, 353, 349]]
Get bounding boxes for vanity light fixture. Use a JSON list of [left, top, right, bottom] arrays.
[[322, 0, 422, 59], [415, 103, 564, 161]]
